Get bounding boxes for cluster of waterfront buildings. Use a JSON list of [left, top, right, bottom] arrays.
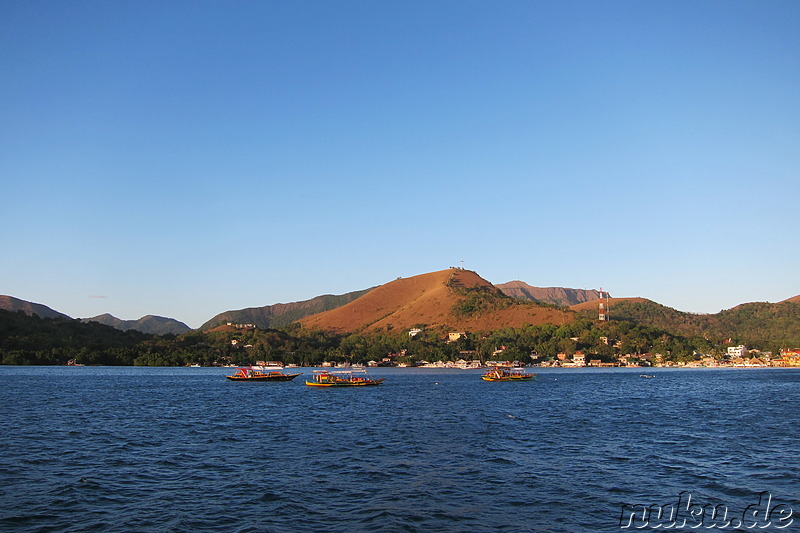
[[213, 347, 800, 369], [339, 346, 800, 369], [533, 347, 800, 368]]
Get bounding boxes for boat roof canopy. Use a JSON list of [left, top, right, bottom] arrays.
[[312, 369, 368, 375]]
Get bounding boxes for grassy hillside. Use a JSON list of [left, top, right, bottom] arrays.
[[0, 295, 71, 320], [199, 288, 375, 331], [576, 299, 800, 351], [715, 302, 800, 349]]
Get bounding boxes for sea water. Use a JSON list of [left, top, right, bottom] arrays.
[[0, 366, 798, 532]]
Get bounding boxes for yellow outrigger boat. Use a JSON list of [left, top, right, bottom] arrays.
[[306, 369, 385, 387], [482, 366, 536, 382]]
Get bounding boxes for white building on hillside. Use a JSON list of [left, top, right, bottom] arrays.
[[727, 345, 748, 358]]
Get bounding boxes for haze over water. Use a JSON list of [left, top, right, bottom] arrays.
[[1, 366, 798, 532]]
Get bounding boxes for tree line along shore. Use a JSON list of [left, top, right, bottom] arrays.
[[2, 308, 798, 368]]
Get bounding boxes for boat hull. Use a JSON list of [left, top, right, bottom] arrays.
[[481, 367, 537, 381], [226, 373, 301, 382], [305, 378, 385, 387], [481, 375, 535, 382]]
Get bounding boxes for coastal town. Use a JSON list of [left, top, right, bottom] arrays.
[[218, 324, 800, 370], [530, 346, 800, 368], [355, 343, 800, 369], [358, 327, 800, 369]]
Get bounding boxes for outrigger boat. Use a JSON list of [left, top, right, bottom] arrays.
[[305, 369, 385, 387], [481, 366, 537, 382], [226, 366, 302, 382]]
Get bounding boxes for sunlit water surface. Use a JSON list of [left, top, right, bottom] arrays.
[[1, 366, 798, 532]]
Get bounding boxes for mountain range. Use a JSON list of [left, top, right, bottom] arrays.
[[2, 269, 798, 341], [495, 281, 605, 306], [80, 314, 191, 335], [0, 296, 190, 335]]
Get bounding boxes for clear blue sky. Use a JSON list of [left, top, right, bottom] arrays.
[[2, 1, 798, 328]]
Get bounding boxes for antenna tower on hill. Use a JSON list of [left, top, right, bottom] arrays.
[[598, 287, 607, 321], [460, 259, 464, 270]]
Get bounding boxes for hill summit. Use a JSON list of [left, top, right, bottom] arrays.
[[299, 268, 574, 334], [81, 314, 191, 335], [0, 295, 71, 320]]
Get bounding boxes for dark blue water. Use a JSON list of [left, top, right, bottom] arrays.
[[1, 367, 798, 532]]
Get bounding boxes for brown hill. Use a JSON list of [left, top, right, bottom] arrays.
[[497, 281, 605, 306], [299, 269, 574, 334], [781, 295, 800, 304]]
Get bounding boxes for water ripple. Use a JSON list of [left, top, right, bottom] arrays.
[[1, 367, 800, 531]]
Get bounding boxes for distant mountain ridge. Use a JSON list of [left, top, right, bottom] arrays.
[[199, 287, 376, 331], [496, 281, 605, 307], [4, 280, 798, 345], [82, 314, 191, 335], [0, 295, 71, 320]]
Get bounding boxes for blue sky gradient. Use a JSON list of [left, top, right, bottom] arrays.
[[2, 1, 798, 328]]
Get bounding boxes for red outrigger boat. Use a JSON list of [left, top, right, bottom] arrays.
[[226, 367, 302, 382]]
